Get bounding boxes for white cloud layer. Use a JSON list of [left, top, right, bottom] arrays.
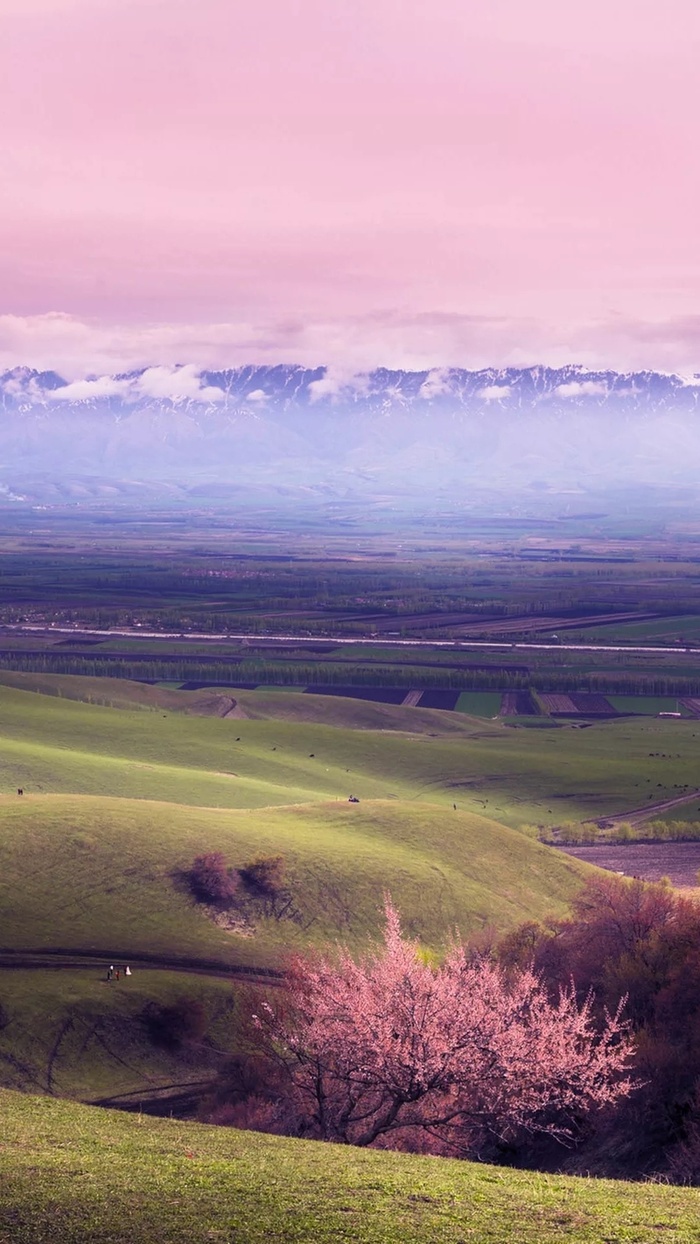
[[47, 364, 226, 404], [308, 367, 369, 402], [554, 380, 608, 398], [478, 384, 512, 400], [135, 365, 226, 402], [51, 375, 130, 401], [418, 369, 453, 399]]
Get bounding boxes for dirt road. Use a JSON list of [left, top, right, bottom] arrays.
[[586, 788, 700, 828], [0, 947, 282, 984]]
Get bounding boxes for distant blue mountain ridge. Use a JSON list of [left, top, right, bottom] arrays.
[[0, 364, 699, 504]]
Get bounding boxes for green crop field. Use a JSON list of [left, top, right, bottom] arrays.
[[454, 690, 503, 716], [2, 1091, 700, 1244], [568, 615, 700, 643], [606, 695, 689, 715]]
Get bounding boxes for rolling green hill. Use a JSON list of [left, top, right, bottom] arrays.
[[0, 675, 698, 827], [0, 969, 239, 1102], [4, 670, 688, 1111], [2, 1091, 699, 1244], [0, 796, 589, 962]]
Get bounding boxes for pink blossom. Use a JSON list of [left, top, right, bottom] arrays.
[[258, 898, 635, 1153]]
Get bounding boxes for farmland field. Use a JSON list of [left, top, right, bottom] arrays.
[[454, 690, 502, 716], [558, 841, 700, 887], [607, 695, 689, 715], [538, 693, 579, 714]]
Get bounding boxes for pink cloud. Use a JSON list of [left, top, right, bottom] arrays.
[[1, 1, 699, 370], [4, 310, 700, 378]]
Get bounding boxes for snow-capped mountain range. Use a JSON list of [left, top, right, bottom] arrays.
[[1, 363, 700, 505]]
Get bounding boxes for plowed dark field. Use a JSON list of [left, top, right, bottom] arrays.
[[416, 689, 461, 710], [304, 686, 408, 704], [557, 842, 700, 888], [569, 694, 618, 715]]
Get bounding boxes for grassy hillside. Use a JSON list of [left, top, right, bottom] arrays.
[[0, 969, 239, 1102], [2, 1091, 699, 1244], [0, 670, 245, 714], [0, 795, 589, 963], [2, 671, 682, 1111], [0, 677, 699, 826]]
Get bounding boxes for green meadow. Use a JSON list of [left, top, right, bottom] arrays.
[[0, 795, 588, 963], [0, 970, 238, 1102], [2, 1090, 700, 1244], [1, 672, 700, 1111], [1, 675, 699, 828]]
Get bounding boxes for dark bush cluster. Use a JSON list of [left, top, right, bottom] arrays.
[[187, 851, 287, 905], [143, 997, 208, 1050], [239, 855, 286, 898], [187, 852, 239, 903]]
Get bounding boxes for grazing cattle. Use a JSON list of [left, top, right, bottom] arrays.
[[17, 788, 23, 796]]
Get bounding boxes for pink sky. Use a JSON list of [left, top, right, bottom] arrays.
[[2, 0, 700, 375]]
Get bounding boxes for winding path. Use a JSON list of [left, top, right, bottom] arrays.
[[0, 947, 282, 984], [585, 788, 700, 827]]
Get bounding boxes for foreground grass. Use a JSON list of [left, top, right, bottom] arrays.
[[1, 1091, 699, 1244]]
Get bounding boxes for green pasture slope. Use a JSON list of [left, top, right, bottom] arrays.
[[0, 673, 594, 1103], [0, 969, 239, 1102], [0, 674, 698, 828], [2, 671, 700, 1110], [0, 796, 588, 963], [2, 1092, 700, 1244]]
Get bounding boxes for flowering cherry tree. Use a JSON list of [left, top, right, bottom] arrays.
[[254, 900, 635, 1154]]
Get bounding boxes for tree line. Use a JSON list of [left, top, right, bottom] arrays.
[[5, 652, 700, 696]]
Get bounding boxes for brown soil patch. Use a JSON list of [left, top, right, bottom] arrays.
[[556, 842, 700, 888], [203, 905, 256, 937], [539, 693, 579, 714]]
